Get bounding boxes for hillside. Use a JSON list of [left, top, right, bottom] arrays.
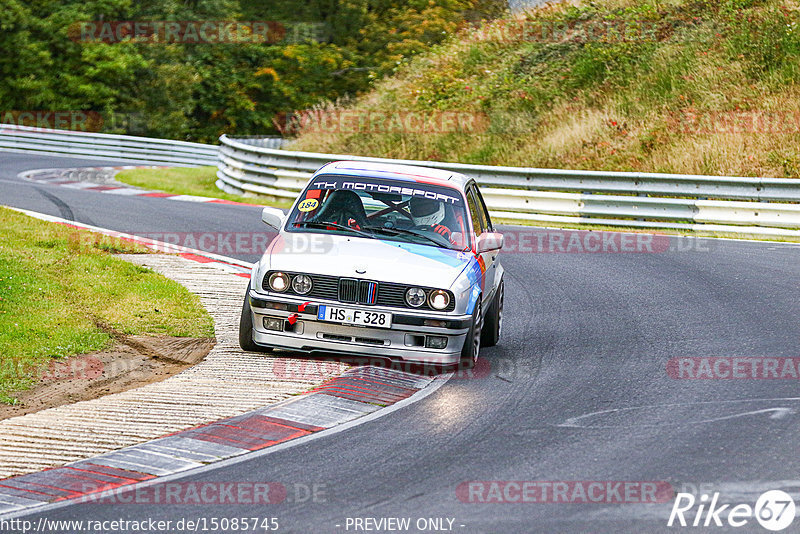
[[290, 0, 800, 178]]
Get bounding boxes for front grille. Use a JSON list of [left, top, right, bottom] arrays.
[[339, 278, 360, 303], [359, 281, 378, 305], [338, 279, 379, 305], [264, 271, 455, 312], [376, 284, 408, 309], [309, 275, 338, 300]]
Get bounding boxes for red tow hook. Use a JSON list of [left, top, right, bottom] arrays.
[[298, 302, 311, 313], [284, 312, 300, 332]]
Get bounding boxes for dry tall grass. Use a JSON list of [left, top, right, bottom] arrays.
[[290, 0, 800, 178]]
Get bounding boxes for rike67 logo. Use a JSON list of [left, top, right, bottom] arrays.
[[668, 490, 796, 531]]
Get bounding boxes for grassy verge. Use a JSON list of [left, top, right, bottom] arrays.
[[115, 166, 295, 209], [0, 207, 215, 404], [289, 0, 800, 179]]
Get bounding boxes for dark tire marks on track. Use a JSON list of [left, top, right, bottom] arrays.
[[34, 187, 77, 222]]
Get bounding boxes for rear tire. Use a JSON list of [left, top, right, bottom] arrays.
[[239, 284, 272, 353], [458, 301, 483, 370], [481, 279, 503, 347]]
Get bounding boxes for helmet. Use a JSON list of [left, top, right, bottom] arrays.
[[410, 197, 445, 226]]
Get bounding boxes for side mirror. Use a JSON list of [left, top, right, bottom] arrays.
[[261, 207, 285, 231], [476, 232, 504, 253]]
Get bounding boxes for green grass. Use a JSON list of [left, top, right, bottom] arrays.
[[116, 166, 295, 209], [0, 207, 215, 404]]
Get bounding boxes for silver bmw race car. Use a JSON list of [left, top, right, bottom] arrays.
[[239, 160, 504, 369]]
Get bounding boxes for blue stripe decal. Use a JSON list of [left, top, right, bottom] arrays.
[[464, 255, 483, 314], [395, 243, 469, 268], [466, 285, 482, 315]]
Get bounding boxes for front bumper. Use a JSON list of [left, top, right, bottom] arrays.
[[248, 290, 471, 365]]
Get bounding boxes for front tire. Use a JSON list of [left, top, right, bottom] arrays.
[[239, 284, 272, 353], [459, 301, 483, 370], [481, 279, 503, 347]]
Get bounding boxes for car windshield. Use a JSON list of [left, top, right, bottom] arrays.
[[285, 174, 471, 250]]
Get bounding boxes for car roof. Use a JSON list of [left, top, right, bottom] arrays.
[[313, 161, 470, 190]]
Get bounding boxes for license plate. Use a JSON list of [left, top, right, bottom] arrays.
[[317, 305, 392, 328]]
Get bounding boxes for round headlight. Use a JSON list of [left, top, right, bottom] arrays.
[[405, 287, 426, 308], [292, 274, 313, 295], [428, 289, 450, 310], [268, 272, 289, 292]]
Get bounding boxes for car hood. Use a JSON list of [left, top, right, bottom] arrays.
[[266, 233, 472, 290]]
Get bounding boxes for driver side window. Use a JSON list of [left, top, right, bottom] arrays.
[[473, 187, 493, 232], [466, 188, 485, 239]]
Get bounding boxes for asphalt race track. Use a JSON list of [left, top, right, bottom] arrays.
[[2, 152, 800, 533], [0, 153, 267, 264]]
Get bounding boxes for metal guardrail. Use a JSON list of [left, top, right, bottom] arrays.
[[217, 135, 800, 239], [230, 136, 287, 150], [2, 124, 795, 238], [0, 124, 218, 166]]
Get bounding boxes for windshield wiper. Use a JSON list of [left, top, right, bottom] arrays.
[[293, 221, 376, 239], [365, 226, 447, 248]]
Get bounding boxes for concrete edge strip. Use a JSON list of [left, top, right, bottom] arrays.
[[0, 206, 452, 518], [19, 166, 264, 207], [0, 371, 448, 518]]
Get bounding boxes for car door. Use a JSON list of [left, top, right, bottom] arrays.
[[466, 184, 496, 302], [473, 185, 501, 302]]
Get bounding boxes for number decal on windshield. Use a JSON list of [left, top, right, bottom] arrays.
[[298, 199, 319, 212]]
